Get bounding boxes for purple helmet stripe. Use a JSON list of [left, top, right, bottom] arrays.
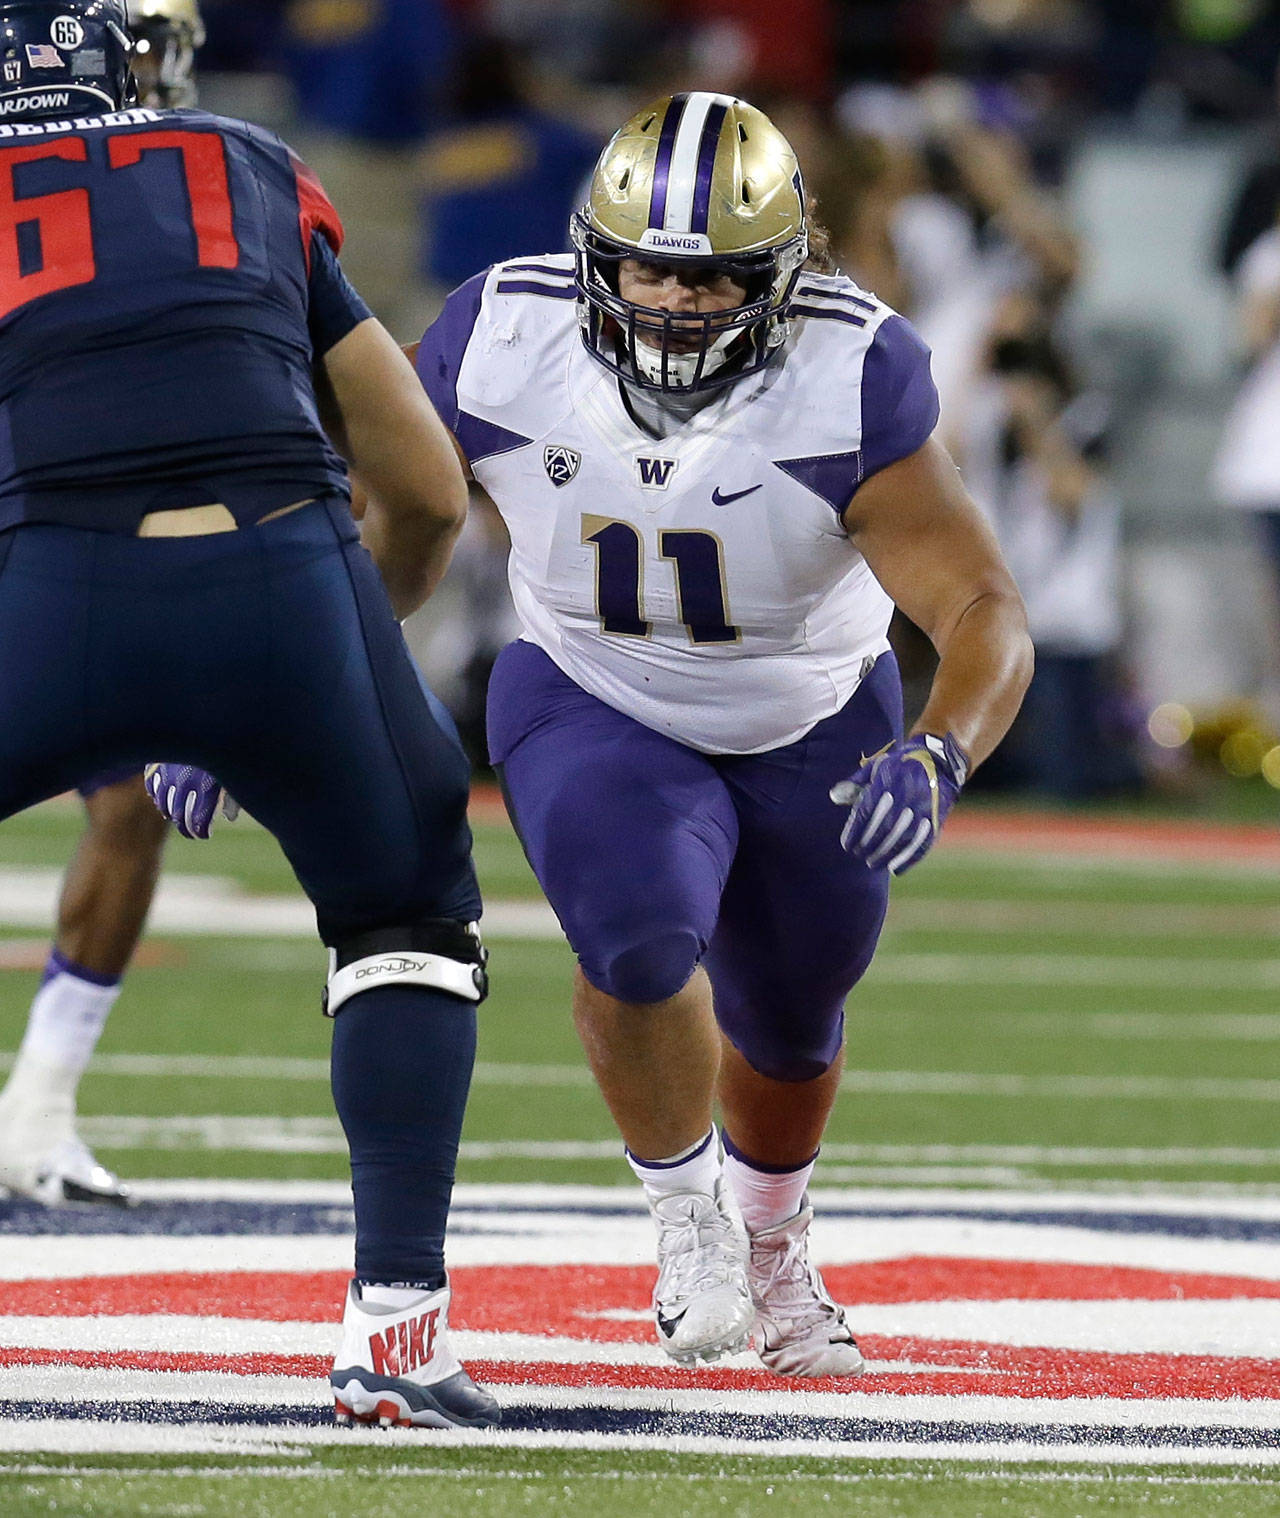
[[648, 94, 687, 230], [689, 101, 728, 235]]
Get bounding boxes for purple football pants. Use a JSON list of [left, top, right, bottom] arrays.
[[487, 640, 902, 1082]]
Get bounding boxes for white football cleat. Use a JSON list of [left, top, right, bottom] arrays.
[[330, 1279, 500, 1429], [0, 1088, 131, 1207], [748, 1198, 864, 1377], [649, 1178, 754, 1365]]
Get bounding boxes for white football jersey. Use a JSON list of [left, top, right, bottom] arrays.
[[418, 255, 939, 755]]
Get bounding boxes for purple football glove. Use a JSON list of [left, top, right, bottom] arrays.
[[144, 762, 238, 840], [829, 732, 969, 875]]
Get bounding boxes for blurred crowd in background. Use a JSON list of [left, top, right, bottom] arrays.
[[194, 1, 1280, 806]]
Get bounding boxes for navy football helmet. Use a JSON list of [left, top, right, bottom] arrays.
[[0, 0, 136, 121]]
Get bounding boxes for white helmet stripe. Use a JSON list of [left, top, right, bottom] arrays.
[[662, 92, 729, 233]]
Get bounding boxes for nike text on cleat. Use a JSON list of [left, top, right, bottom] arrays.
[[329, 1279, 500, 1429], [649, 1178, 754, 1364], [748, 1197, 864, 1378]]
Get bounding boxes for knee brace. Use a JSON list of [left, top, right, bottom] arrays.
[[323, 920, 489, 1017]]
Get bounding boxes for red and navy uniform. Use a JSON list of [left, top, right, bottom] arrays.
[[0, 103, 480, 939], [0, 103, 482, 1286], [0, 105, 364, 531]]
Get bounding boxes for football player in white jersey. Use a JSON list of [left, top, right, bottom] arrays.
[[412, 92, 1033, 1376], [0, 0, 206, 1208]]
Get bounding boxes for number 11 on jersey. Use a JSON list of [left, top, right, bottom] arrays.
[[581, 515, 739, 645]]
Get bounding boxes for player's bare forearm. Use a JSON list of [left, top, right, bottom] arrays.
[[321, 320, 468, 617], [912, 588, 1033, 767], [846, 437, 1034, 768], [360, 496, 462, 619]]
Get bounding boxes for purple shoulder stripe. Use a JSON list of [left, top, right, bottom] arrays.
[[455, 412, 534, 465], [858, 314, 939, 483], [500, 261, 576, 278], [774, 315, 938, 516], [494, 280, 577, 299], [796, 284, 877, 312], [774, 451, 863, 514], [415, 268, 490, 433], [791, 303, 869, 329]]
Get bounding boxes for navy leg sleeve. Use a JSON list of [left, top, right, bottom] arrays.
[[331, 986, 477, 1287]]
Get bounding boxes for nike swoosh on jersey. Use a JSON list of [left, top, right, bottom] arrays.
[[711, 484, 763, 506]]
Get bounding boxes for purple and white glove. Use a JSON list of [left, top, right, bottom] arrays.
[[144, 763, 239, 840], [829, 732, 970, 875]]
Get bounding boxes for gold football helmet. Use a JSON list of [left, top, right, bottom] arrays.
[[571, 92, 809, 393], [126, 0, 204, 108]]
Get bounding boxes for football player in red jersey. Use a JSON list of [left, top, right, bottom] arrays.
[[0, 0, 208, 1210], [0, 0, 497, 1428]]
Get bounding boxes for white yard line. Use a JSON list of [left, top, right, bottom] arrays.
[[0, 869, 560, 941], [5, 1299, 1279, 1359], [0, 862, 1279, 945], [7, 1054, 1280, 1103], [9, 1185, 1280, 1280], [103, 1179, 1280, 1213], [887, 899, 1280, 936], [44, 1119, 1280, 1174], [865, 953, 1280, 989], [975, 1012, 1280, 1041]]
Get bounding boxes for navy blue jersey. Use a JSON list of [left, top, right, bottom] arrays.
[[0, 106, 371, 532]]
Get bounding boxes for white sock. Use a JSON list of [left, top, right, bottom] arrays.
[[723, 1145, 816, 1234], [3, 956, 121, 1105], [359, 1283, 435, 1309], [626, 1126, 721, 1200]]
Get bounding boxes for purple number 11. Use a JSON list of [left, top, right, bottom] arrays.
[[581, 517, 738, 644]]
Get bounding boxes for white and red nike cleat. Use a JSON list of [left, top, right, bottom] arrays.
[[330, 1279, 500, 1429]]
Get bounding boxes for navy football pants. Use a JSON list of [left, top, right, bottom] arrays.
[[0, 501, 480, 935], [0, 500, 481, 1285]]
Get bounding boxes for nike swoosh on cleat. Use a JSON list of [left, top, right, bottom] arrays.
[[656, 1309, 688, 1338], [711, 484, 763, 506]]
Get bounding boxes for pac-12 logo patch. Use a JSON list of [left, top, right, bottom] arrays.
[[544, 445, 581, 487], [51, 16, 85, 50]]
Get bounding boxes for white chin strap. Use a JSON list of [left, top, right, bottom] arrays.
[[632, 328, 740, 390]]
